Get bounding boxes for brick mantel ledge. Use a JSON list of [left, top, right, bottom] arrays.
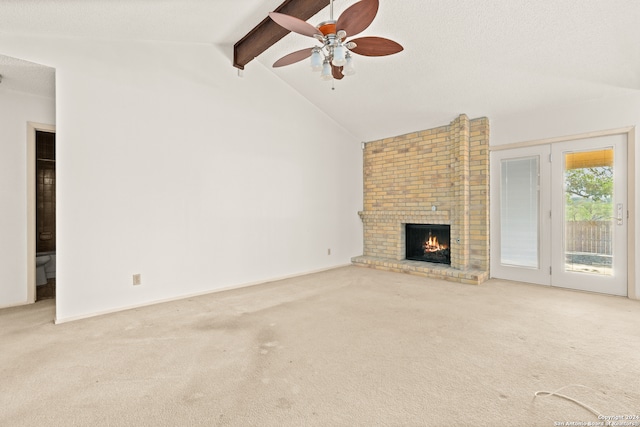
[[358, 210, 450, 224]]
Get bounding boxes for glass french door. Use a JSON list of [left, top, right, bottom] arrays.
[[491, 134, 628, 296], [550, 136, 627, 295], [491, 146, 551, 285]]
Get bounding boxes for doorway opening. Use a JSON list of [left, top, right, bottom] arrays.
[[0, 54, 56, 312], [35, 130, 56, 301], [27, 122, 56, 304]]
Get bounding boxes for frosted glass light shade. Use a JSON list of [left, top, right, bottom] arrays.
[[310, 48, 323, 71], [343, 53, 355, 76], [332, 44, 346, 66], [321, 60, 332, 81]]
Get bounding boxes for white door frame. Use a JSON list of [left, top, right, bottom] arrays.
[[490, 126, 636, 299], [27, 121, 56, 303]]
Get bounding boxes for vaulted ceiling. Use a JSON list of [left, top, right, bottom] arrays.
[[1, 0, 639, 141]]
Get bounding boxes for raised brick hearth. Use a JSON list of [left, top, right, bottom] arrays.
[[352, 114, 490, 284]]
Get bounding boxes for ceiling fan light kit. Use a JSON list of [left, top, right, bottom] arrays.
[[310, 47, 323, 71], [269, 0, 403, 82], [321, 60, 333, 80], [343, 53, 356, 75]]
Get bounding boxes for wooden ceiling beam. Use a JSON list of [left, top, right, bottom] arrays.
[[234, 0, 329, 70]]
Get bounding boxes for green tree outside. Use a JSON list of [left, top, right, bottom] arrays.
[[565, 166, 613, 221]]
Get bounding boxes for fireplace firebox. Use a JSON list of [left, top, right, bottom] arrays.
[[405, 224, 451, 265]]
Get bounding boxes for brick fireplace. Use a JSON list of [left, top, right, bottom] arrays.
[[352, 114, 489, 284]]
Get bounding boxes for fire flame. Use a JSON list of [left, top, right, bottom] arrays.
[[424, 235, 447, 253]]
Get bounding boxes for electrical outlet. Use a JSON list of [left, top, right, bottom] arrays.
[[328, 248, 331, 255], [133, 274, 142, 286]]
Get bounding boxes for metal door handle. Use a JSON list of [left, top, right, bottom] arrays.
[[616, 203, 623, 226]]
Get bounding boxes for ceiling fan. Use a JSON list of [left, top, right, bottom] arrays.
[[268, 0, 403, 80]]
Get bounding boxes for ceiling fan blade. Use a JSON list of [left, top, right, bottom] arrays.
[[273, 48, 314, 68], [336, 0, 379, 37], [269, 12, 321, 38], [331, 65, 344, 80], [349, 37, 404, 56]]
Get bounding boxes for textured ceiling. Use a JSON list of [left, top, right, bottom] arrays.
[[0, 54, 55, 99], [1, 0, 639, 140]]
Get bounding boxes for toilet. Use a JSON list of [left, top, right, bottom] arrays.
[[35, 255, 51, 286]]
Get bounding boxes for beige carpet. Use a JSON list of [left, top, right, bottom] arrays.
[[1, 266, 639, 426]]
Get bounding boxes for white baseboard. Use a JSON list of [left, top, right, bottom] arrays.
[[54, 264, 351, 324], [0, 299, 34, 310]]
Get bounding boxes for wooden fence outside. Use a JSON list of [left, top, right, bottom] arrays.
[[566, 221, 612, 255]]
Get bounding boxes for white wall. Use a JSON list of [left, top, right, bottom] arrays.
[[0, 36, 363, 320], [491, 92, 640, 299], [0, 89, 55, 307]]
